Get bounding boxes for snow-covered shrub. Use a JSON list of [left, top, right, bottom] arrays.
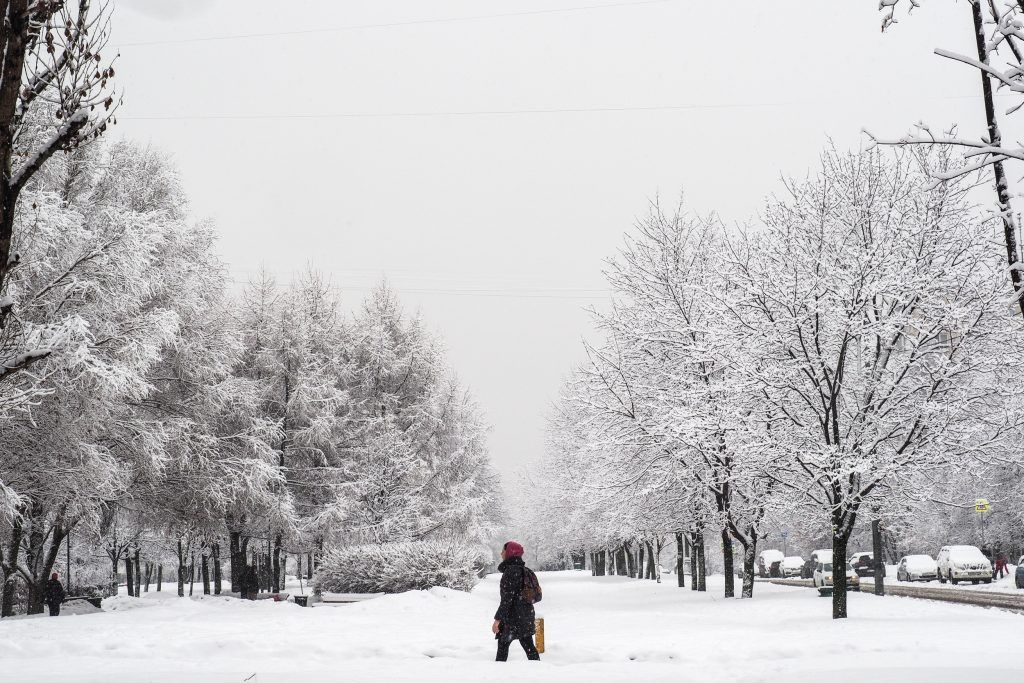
[[313, 541, 481, 593]]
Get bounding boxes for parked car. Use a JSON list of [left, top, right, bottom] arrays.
[[850, 552, 884, 578], [812, 561, 859, 595], [781, 556, 805, 577], [936, 545, 992, 585], [801, 549, 833, 579], [849, 551, 871, 571], [896, 554, 938, 582], [1016, 556, 1024, 589], [757, 549, 785, 578]]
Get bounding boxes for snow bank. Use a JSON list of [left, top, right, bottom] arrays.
[[1, 570, 1021, 682]]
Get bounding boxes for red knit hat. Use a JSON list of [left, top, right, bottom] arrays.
[[503, 541, 524, 557]]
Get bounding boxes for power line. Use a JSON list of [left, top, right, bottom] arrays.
[[116, 0, 677, 48]]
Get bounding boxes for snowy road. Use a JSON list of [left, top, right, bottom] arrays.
[[1, 570, 1020, 682]]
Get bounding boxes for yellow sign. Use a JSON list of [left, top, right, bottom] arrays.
[[535, 617, 545, 653], [975, 498, 990, 513]]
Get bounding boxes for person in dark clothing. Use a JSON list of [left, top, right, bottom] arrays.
[[492, 540, 540, 662], [45, 572, 65, 617], [241, 564, 259, 600]]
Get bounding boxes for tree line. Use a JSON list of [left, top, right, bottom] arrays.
[[518, 146, 1024, 619], [0, 1, 502, 616]]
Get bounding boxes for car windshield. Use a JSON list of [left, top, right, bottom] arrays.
[[949, 551, 985, 562], [822, 563, 832, 571]]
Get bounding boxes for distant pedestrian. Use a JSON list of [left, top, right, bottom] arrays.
[[995, 554, 1009, 579], [492, 541, 541, 662], [45, 572, 65, 617], [241, 564, 259, 600]]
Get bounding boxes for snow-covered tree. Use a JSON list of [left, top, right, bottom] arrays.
[[0, 0, 119, 387], [721, 146, 1024, 618]]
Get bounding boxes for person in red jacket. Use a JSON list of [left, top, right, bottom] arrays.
[[995, 554, 1009, 579], [491, 541, 540, 662]]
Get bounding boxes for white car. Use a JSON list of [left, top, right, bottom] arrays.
[[896, 554, 938, 582], [936, 545, 992, 585], [781, 556, 804, 577], [801, 548, 833, 579], [897, 557, 937, 581], [812, 561, 860, 595]]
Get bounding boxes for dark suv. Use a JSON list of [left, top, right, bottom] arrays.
[[852, 553, 885, 578]]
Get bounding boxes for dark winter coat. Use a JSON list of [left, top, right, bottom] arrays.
[[45, 579, 65, 606], [494, 557, 536, 641]]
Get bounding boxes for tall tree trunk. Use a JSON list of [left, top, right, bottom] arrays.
[[108, 547, 120, 598], [676, 532, 686, 588], [741, 540, 756, 599], [202, 552, 211, 595], [721, 528, 735, 598], [970, 0, 1024, 317], [637, 542, 644, 579], [832, 513, 853, 620], [125, 555, 135, 598], [1, 509, 25, 617], [213, 543, 222, 595], [689, 532, 698, 591], [625, 542, 636, 578], [615, 545, 627, 577], [872, 519, 885, 597], [133, 549, 141, 597], [144, 562, 152, 593], [189, 552, 195, 597], [646, 541, 656, 579], [25, 509, 46, 614], [176, 540, 186, 598], [696, 530, 707, 592], [157, 565, 163, 592], [307, 551, 314, 580], [272, 534, 282, 593], [228, 531, 241, 592]]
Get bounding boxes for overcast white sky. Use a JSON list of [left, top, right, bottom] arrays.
[[109, 0, 1003, 486]]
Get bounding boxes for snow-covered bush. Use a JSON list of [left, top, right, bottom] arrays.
[[313, 541, 481, 594]]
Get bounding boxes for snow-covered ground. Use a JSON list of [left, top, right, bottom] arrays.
[[1, 570, 1020, 682]]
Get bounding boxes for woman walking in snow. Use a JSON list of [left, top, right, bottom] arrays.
[[491, 541, 540, 662]]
